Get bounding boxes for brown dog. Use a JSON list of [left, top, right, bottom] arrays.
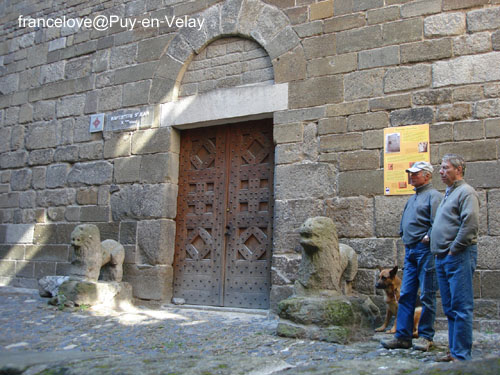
[[375, 266, 421, 337]]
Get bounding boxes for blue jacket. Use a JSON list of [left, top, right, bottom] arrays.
[[400, 183, 443, 247]]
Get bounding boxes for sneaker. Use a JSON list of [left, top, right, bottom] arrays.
[[413, 337, 434, 352], [436, 353, 458, 362], [381, 337, 412, 349]]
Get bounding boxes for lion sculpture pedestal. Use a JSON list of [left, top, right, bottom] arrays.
[[38, 224, 132, 308], [276, 217, 380, 344]]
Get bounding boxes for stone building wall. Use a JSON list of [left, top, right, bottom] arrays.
[[0, 0, 499, 328]]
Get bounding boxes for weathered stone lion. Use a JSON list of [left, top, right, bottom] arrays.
[[70, 224, 125, 282], [277, 217, 377, 344], [297, 216, 358, 295]]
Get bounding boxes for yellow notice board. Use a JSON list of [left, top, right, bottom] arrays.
[[383, 124, 430, 195]]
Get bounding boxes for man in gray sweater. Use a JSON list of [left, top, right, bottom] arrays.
[[431, 154, 479, 362], [381, 161, 442, 352]]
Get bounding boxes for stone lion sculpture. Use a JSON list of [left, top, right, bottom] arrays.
[[69, 224, 125, 282], [298, 216, 358, 295]]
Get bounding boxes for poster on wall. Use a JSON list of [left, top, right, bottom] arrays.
[[383, 124, 430, 195]]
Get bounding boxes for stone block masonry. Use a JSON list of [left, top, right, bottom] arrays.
[[0, 0, 499, 326]]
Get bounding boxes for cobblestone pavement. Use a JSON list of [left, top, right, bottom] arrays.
[[1, 286, 499, 375]]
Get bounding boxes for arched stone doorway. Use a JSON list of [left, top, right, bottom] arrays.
[[151, 0, 306, 308]]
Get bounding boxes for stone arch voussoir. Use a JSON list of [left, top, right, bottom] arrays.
[[150, 0, 304, 104]]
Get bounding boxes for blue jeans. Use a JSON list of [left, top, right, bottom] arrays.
[[395, 242, 437, 341], [435, 245, 477, 361]]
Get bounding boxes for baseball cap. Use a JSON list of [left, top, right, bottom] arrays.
[[405, 161, 433, 173]]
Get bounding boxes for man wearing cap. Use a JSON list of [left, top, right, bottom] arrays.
[[431, 154, 479, 362], [382, 161, 442, 351]]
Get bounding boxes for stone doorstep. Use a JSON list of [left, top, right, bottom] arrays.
[[160, 302, 270, 316]]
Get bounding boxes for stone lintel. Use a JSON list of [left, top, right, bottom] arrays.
[[160, 84, 288, 128]]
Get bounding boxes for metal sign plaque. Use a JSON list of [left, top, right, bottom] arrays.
[[89, 113, 105, 133], [106, 106, 155, 132]]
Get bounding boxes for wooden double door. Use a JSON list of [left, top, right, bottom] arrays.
[[173, 119, 274, 309]]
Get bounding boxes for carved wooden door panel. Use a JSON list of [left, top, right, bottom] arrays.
[[173, 120, 273, 308]]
